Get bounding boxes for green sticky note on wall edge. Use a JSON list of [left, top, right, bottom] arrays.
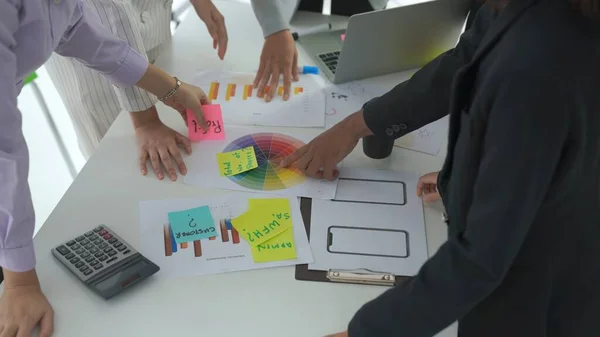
[[24, 72, 38, 85]]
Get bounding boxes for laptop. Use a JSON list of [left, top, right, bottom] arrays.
[[299, 0, 472, 84]]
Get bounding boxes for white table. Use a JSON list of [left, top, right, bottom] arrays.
[[5, 2, 456, 336]]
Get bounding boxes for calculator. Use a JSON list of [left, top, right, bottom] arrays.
[[51, 225, 159, 299]]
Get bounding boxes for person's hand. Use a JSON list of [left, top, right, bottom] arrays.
[[130, 107, 192, 181], [325, 331, 348, 337], [254, 30, 298, 102], [281, 111, 372, 180], [163, 81, 210, 130], [191, 0, 228, 59], [417, 171, 441, 202], [0, 270, 54, 337]]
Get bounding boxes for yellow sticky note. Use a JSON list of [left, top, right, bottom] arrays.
[[231, 198, 292, 246], [217, 146, 258, 176], [251, 228, 297, 263]]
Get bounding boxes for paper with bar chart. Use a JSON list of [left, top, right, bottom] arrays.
[[184, 126, 338, 199], [193, 70, 326, 127], [139, 194, 313, 280]]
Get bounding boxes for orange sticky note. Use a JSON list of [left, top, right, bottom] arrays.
[[341, 34, 345, 42], [187, 105, 225, 141]]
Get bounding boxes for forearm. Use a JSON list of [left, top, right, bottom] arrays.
[[0, 133, 36, 273], [0, 4, 36, 274], [4, 270, 40, 289], [134, 63, 177, 100], [129, 105, 160, 129]]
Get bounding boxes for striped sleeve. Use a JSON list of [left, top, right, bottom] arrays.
[[85, 0, 157, 112]]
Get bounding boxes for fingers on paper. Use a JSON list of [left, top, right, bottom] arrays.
[[139, 150, 149, 175], [257, 60, 271, 97], [169, 143, 187, 176], [190, 103, 208, 131], [149, 149, 164, 180], [158, 146, 177, 181], [292, 51, 299, 81], [266, 66, 280, 102], [176, 133, 192, 154], [283, 70, 292, 101], [281, 145, 308, 167]]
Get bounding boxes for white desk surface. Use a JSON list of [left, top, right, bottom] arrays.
[[5, 1, 456, 336]]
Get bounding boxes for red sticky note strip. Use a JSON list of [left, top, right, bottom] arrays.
[[187, 104, 225, 141], [341, 34, 346, 42]]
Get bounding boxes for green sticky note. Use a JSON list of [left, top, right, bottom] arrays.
[[251, 228, 297, 263], [217, 146, 258, 176], [168, 206, 216, 244]]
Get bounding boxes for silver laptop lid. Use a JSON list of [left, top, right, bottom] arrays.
[[334, 0, 471, 83]]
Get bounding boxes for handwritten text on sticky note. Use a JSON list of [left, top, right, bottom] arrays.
[[187, 105, 225, 141], [168, 206, 216, 244], [231, 198, 292, 246], [217, 146, 258, 176], [251, 228, 297, 263]]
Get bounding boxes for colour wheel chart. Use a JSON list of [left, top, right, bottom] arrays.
[[222, 133, 307, 191]]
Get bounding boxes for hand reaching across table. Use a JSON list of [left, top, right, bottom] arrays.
[[280, 110, 373, 180], [131, 107, 192, 181], [191, 0, 228, 60], [254, 30, 298, 102]]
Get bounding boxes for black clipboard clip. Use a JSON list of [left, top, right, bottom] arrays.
[[327, 268, 396, 286]]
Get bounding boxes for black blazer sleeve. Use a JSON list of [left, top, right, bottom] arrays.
[[361, 7, 491, 139], [347, 74, 571, 336]]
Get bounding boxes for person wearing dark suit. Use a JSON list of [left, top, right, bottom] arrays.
[[281, 0, 600, 336]]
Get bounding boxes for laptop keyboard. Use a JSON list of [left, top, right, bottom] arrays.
[[319, 51, 341, 74]]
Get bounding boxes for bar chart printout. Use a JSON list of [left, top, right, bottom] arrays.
[[208, 82, 305, 102], [139, 195, 314, 280], [194, 70, 326, 128]]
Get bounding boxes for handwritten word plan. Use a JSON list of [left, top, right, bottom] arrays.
[[168, 206, 216, 244], [187, 105, 225, 141], [216, 146, 258, 176], [231, 198, 297, 263]]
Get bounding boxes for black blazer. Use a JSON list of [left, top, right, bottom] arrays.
[[349, 1, 600, 336]]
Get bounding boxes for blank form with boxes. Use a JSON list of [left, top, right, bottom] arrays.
[[296, 167, 428, 286]]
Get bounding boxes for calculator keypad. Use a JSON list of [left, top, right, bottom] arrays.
[[53, 225, 135, 280]]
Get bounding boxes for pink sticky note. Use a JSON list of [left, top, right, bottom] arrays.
[[341, 34, 346, 42], [187, 104, 225, 141]]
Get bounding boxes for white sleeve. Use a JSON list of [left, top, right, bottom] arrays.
[[79, 0, 158, 112]]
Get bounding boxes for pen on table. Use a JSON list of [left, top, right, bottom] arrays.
[[254, 66, 319, 75], [291, 23, 332, 41], [298, 66, 319, 75]]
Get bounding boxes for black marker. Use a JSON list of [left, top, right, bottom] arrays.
[[291, 23, 332, 41]]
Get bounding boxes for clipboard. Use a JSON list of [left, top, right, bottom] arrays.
[[295, 197, 409, 287]]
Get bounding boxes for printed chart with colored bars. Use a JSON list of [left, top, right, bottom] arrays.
[[184, 127, 339, 199], [208, 82, 304, 101], [223, 133, 306, 191], [193, 71, 326, 128], [163, 219, 239, 257]]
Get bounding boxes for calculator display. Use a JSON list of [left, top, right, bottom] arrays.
[[95, 260, 148, 292]]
